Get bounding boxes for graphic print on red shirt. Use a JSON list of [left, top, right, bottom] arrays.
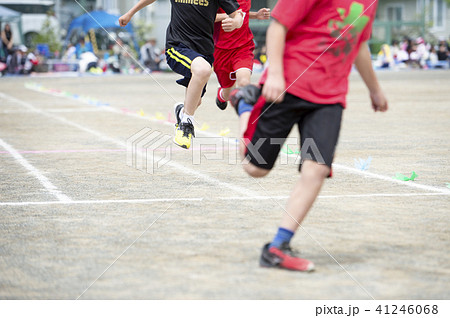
[[260, 0, 378, 107]]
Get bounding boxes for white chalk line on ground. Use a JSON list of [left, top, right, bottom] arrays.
[[1, 108, 104, 114], [0, 92, 258, 198], [0, 197, 202, 206], [23, 83, 228, 140], [1, 192, 447, 206], [12, 85, 447, 297], [76, 176, 201, 300], [22, 84, 450, 194], [223, 192, 450, 200], [333, 163, 450, 194], [0, 137, 72, 202]]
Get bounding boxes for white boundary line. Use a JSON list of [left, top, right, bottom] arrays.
[[22, 82, 450, 194], [1, 192, 447, 206], [224, 192, 450, 201], [333, 163, 450, 194], [0, 92, 258, 197], [0, 137, 72, 202], [23, 82, 229, 139], [76, 176, 201, 299], [0, 198, 202, 206], [1, 108, 105, 114]]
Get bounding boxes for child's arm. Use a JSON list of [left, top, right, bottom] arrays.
[[262, 19, 287, 103], [249, 8, 270, 20], [119, 0, 157, 27], [221, 10, 244, 32], [354, 42, 389, 112], [215, 13, 229, 23], [217, 8, 269, 23]]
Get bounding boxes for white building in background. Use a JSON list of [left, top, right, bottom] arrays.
[[375, 0, 449, 41], [0, 0, 60, 45]]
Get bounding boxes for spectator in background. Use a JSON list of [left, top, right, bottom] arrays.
[[444, 36, 450, 52], [112, 38, 135, 73], [23, 48, 39, 74], [140, 38, 161, 72], [62, 43, 77, 61], [376, 44, 393, 68], [415, 37, 429, 68], [390, 40, 400, 62], [257, 44, 267, 65], [6, 45, 39, 75], [7, 45, 26, 74], [396, 47, 409, 65], [400, 37, 410, 52], [427, 46, 439, 68], [75, 37, 93, 59], [78, 51, 102, 74], [1, 23, 14, 62], [437, 43, 449, 62]]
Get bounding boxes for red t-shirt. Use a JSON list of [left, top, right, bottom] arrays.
[[214, 0, 253, 49], [260, 0, 378, 107]]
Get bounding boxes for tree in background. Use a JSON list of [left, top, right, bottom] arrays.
[[32, 12, 62, 56], [133, 19, 153, 47]]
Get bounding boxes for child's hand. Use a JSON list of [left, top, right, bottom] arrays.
[[256, 8, 270, 20], [370, 90, 388, 112], [222, 10, 244, 32], [262, 73, 286, 103], [119, 13, 132, 27]]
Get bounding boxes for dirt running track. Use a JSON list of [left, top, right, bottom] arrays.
[[0, 70, 449, 299]]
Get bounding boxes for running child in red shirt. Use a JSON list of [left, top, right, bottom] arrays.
[[119, 0, 244, 149], [213, 1, 270, 135], [230, 0, 388, 271]]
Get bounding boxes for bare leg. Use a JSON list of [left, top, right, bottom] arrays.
[[221, 68, 252, 101], [235, 68, 251, 87], [183, 57, 212, 116], [280, 160, 330, 231]]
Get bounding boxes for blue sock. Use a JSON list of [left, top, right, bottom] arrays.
[[237, 99, 253, 116], [269, 227, 294, 249]]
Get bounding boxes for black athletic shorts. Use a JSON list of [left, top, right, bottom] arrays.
[[165, 43, 214, 97], [244, 93, 343, 172]]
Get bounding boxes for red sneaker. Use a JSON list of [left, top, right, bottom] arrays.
[[216, 87, 228, 110], [260, 242, 315, 272]]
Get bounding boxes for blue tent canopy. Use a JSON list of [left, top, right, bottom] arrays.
[[65, 10, 138, 50]]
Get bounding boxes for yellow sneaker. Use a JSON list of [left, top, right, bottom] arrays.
[[173, 118, 194, 149]]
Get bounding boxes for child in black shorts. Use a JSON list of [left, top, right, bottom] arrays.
[[120, 0, 243, 149], [231, 0, 388, 271]]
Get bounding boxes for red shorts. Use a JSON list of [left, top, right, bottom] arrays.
[[213, 42, 255, 89]]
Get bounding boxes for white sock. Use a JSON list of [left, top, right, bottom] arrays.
[[181, 110, 194, 124], [218, 87, 226, 102]]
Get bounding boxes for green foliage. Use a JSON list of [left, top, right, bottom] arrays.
[[133, 19, 154, 47], [369, 40, 383, 55], [31, 13, 62, 54]]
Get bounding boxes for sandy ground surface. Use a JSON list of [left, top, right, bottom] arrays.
[[0, 70, 449, 299]]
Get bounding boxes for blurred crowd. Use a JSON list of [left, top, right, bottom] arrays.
[[1, 19, 449, 76], [375, 36, 450, 70], [57, 35, 168, 75], [1, 20, 167, 76], [60, 36, 167, 75], [1, 23, 40, 75]]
